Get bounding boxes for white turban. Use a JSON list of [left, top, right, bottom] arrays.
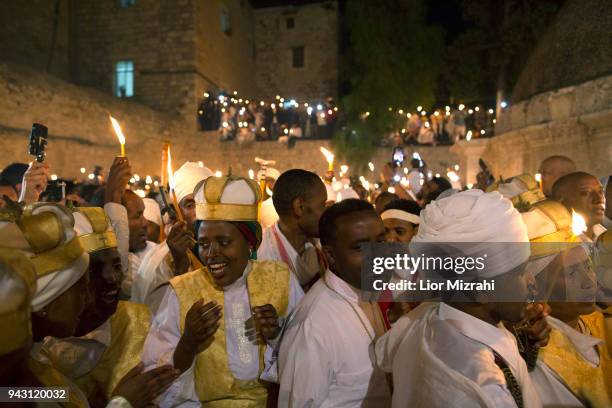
[[142, 198, 162, 226], [174, 161, 213, 203], [336, 188, 360, 202], [0, 204, 89, 312], [410, 190, 529, 278]]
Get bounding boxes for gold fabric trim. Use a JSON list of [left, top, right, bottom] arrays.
[[0, 249, 37, 354], [18, 212, 63, 253], [196, 202, 259, 222], [78, 231, 118, 253], [29, 236, 84, 277], [77, 207, 110, 234], [170, 260, 290, 405]]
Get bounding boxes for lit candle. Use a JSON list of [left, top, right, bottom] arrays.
[[320, 147, 334, 171], [166, 146, 185, 222], [109, 115, 126, 157]]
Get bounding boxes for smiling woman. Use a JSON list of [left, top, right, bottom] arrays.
[[141, 173, 305, 407]]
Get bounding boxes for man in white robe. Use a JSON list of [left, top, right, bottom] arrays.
[[375, 190, 543, 408], [278, 199, 391, 407], [132, 161, 212, 312], [259, 169, 328, 287]]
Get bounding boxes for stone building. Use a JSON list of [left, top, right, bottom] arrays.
[[253, 1, 338, 102], [0, 0, 338, 123], [452, 0, 612, 183]]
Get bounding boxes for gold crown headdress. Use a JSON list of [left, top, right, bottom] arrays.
[[75, 207, 118, 253], [0, 249, 37, 355], [194, 174, 262, 222], [489, 174, 545, 212], [522, 200, 581, 258], [11, 204, 86, 278]]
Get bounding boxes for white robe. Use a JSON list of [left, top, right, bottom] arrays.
[[530, 316, 602, 407], [131, 242, 175, 314], [142, 263, 304, 407], [278, 271, 392, 408], [42, 320, 111, 379], [258, 222, 321, 286], [375, 302, 542, 408], [104, 202, 157, 298]]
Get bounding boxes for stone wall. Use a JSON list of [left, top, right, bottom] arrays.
[[73, 0, 198, 119], [0, 0, 72, 80], [0, 62, 456, 183], [194, 0, 257, 99], [254, 1, 338, 101], [452, 75, 612, 184]]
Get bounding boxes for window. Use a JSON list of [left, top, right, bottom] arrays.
[[291, 46, 304, 68], [221, 6, 231, 35], [119, 0, 136, 8], [286, 17, 295, 29], [115, 60, 134, 97]]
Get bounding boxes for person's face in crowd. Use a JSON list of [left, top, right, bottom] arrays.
[[540, 159, 575, 198], [124, 193, 148, 252], [198, 221, 250, 288], [33, 272, 90, 339], [323, 211, 386, 289], [0, 185, 17, 208], [74, 248, 123, 336], [179, 194, 197, 231], [384, 218, 417, 243], [297, 182, 328, 238], [146, 221, 161, 243], [562, 175, 605, 228], [545, 246, 596, 320], [482, 262, 533, 324]]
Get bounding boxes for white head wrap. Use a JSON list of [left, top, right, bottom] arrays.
[[381, 209, 420, 225], [410, 190, 529, 278], [0, 205, 89, 312], [336, 188, 360, 202], [142, 198, 162, 226], [174, 161, 213, 203]]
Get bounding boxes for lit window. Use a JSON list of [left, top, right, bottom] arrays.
[[221, 7, 231, 35], [119, 0, 136, 8], [286, 17, 295, 29], [291, 46, 304, 68], [115, 61, 134, 97]]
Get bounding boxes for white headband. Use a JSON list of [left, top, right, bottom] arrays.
[[381, 209, 420, 225]]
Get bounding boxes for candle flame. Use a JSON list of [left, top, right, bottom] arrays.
[[109, 116, 126, 145], [319, 147, 334, 164], [571, 211, 587, 236], [167, 146, 175, 191]]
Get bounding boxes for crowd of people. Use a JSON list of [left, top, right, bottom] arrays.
[[196, 91, 496, 147], [0, 149, 610, 407], [197, 92, 338, 144]]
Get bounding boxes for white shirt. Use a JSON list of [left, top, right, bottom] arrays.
[[530, 316, 602, 407], [375, 302, 542, 408], [258, 222, 321, 286], [132, 242, 175, 314], [42, 320, 111, 379], [104, 202, 157, 298], [142, 263, 303, 407], [278, 271, 392, 408]]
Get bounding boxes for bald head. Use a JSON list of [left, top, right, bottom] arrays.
[[539, 155, 576, 197], [552, 172, 605, 230]]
